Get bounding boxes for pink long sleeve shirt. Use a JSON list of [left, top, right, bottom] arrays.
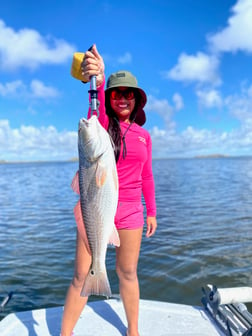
[[88, 80, 156, 217]]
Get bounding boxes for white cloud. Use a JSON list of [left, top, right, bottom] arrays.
[[1, 96, 252, 161], [149, 122, 252, 158], [208, 0, 252, 53], [172, 93, 184, 111], [164, 0, 252, 114], [167, 52, 220, 85], [0, 79, 60, 99], [146, 95, 176, 130], [225, 84, 252, 122], [1, 83, 252, 161], [30, 80, 60, 98], [0, 80, 25, 96], [0, 120, 77, 161], [150, 125, 216, 157], [146, 95, 173, 118], [196, 89, 223, 108], [165, 0, 252, 91], [117, 52, 132, 64], [103, 52, 132, 66], [147, 87, 252, 158], [0, 20, 75, 70]]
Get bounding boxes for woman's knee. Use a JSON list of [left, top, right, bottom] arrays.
[[71, 270, 87, 289], [116, 264, 138, 282]]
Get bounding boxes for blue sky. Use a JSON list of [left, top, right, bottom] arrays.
[[1, 0, 252, 161]]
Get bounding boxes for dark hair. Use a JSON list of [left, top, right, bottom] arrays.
[[105, 89, 141, 162]]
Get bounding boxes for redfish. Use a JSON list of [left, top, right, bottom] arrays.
[[72, 115, 119, 297]]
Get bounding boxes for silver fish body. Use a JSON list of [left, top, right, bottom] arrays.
[[78, 115, 119, 297]]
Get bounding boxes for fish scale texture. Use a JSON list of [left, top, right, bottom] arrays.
[[78, 116, 119, 297]]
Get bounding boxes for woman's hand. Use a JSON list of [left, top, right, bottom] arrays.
[[146, 216, 157, 238], [81, 44, 105, 87]]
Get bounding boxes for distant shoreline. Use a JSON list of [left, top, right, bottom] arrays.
[[193, 154, 228, 159], [0, 158, 78, 164], [1, 155, 252, 164]]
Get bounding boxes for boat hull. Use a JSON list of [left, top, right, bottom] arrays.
[[0, 297, 223, 335]]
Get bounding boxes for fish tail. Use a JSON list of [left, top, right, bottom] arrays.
[[109, 225, 120, 247], [80, 268, 112, 298]]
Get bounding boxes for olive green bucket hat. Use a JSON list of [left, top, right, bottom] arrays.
[[105, 70, 147, 126]]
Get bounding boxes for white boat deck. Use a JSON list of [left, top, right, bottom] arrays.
[[0, 297, 224, 336]]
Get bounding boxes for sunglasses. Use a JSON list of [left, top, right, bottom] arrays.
[[110, 89, 135, 100]]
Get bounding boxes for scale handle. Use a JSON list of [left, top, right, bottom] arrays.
[[88, 45, 99, 115]]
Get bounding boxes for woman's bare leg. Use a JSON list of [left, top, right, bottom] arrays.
[[61, 231, 91, 336], [116, 228, 143, 336]]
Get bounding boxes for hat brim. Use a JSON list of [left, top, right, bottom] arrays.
[[134, 106, 146, 126]]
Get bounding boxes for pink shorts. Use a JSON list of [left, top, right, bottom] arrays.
[[114, 201, 144, 230]]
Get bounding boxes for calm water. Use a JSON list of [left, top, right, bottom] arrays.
[[1, 158, 252, 320]]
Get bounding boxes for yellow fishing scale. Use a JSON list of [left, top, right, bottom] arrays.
[[71, 46, 99, 116]]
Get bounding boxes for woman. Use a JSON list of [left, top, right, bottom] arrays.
[[61, 45, 157, 336]]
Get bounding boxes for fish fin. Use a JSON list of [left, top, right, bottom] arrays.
[[112, 168, 118, 191], [108, 225, 120, 247], [73, 200, 91, 254], [96, 163, 107, 187], [80, 268, 112, 298], [71, 171, 80, 194]]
